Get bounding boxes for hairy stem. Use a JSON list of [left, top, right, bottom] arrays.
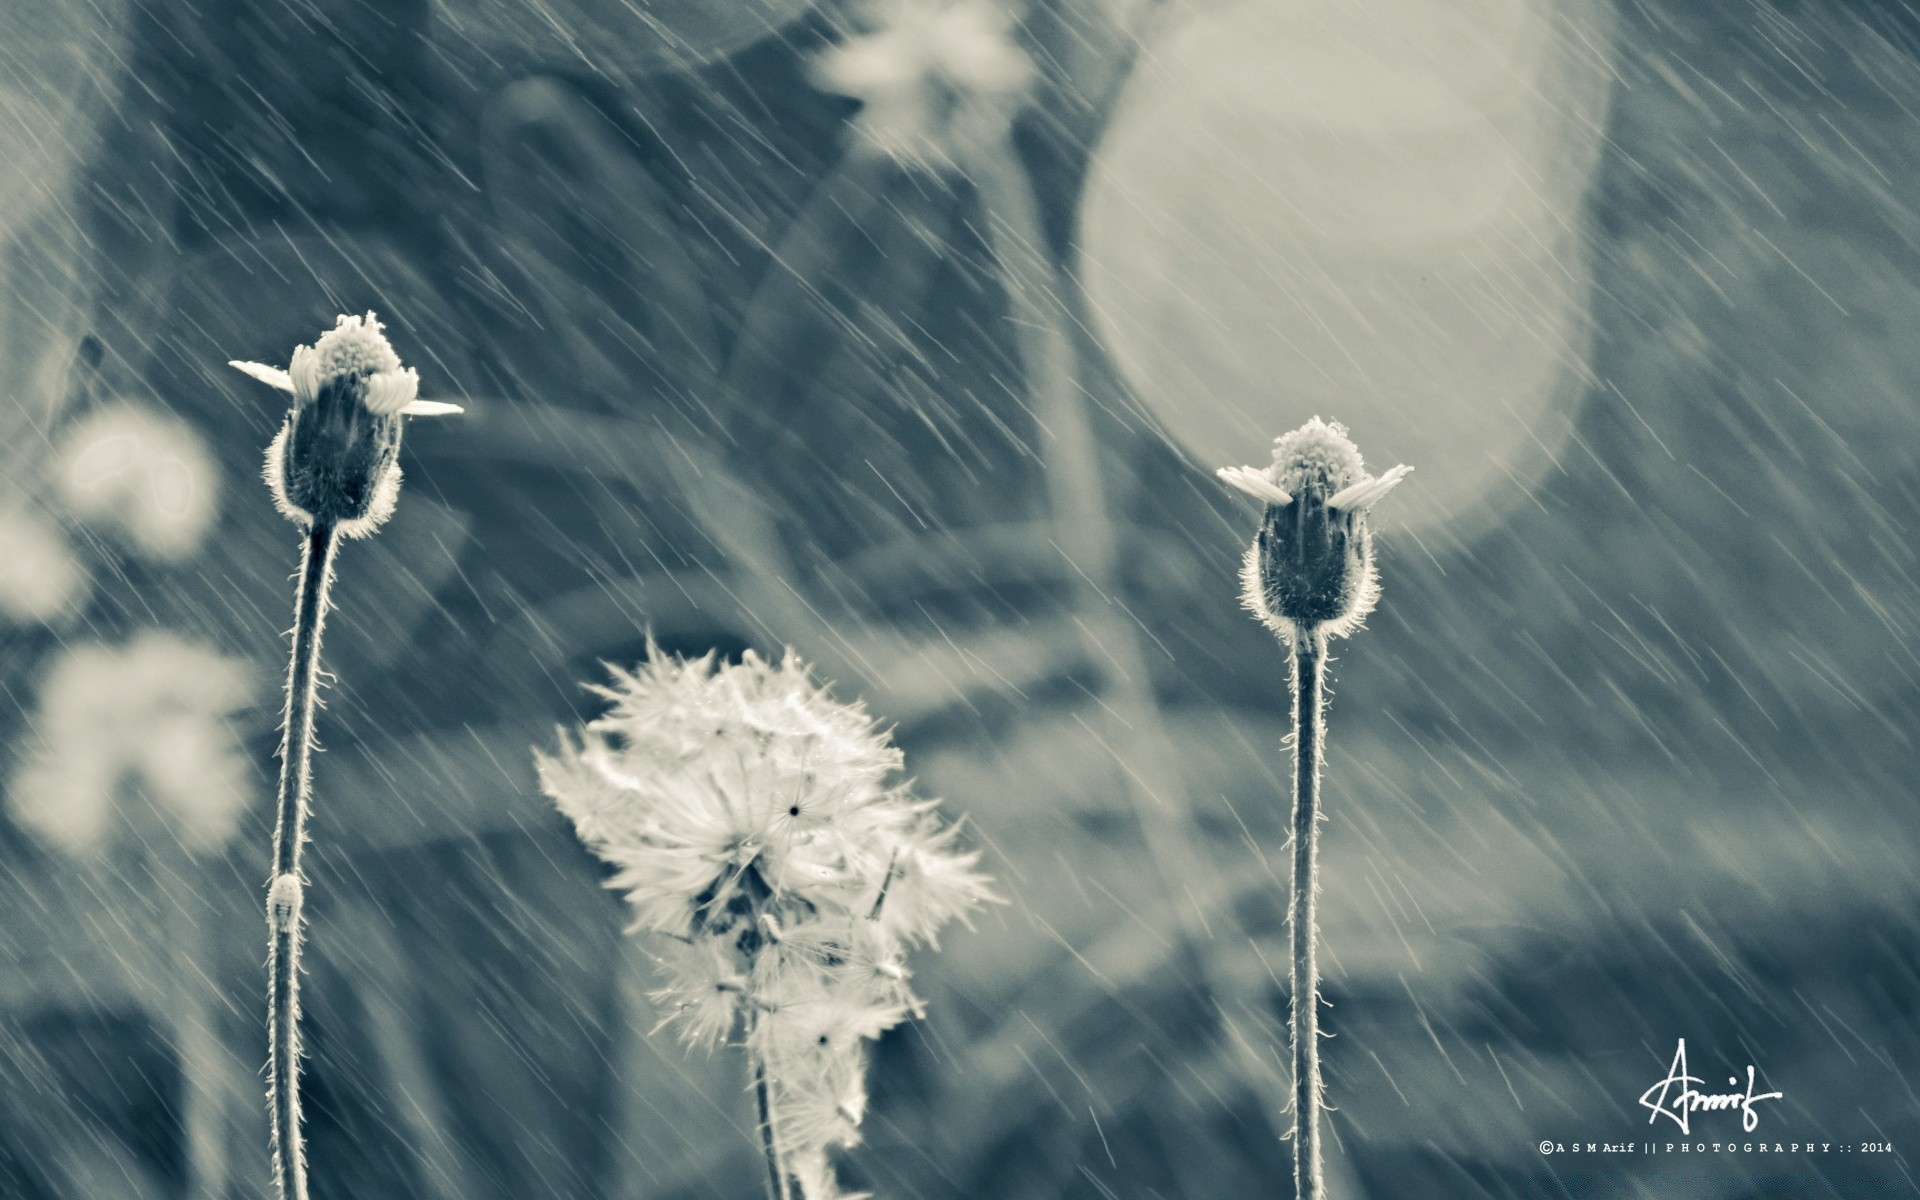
[[268, 522, 338, 1200], [1288, 625, 1328, 1200], [752, 1049, 791, 1200]]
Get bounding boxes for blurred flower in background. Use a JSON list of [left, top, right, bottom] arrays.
[[9, 633, 257, 856], [0, 506, 88, 625], [813, 0, 1035, 172], [52, 404, 219, 562]]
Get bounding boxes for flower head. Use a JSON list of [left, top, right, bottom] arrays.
[[53, 404, 219, 562], [0, 506, 87, 624], [230, 312, 460, 536], [540, 643, 992, 1194], [1218, 417, 1411, 639], [8, 632, 258, 855], [812, 0, 1034, 174]]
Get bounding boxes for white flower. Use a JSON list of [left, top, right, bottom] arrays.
[[1218, 418, 1412, 639], [9, 632, 258, 855], [52, 404, 219, 562], [540, 643, 992, 1193], [812, 0, 1034, 173], [0, 506, 88, 624]]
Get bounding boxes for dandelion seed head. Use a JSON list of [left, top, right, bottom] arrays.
[[53, 404, 219, 561], [554, 648, 904, 877], [542, 643, 990, 1188], [752, 974, 896, 1159], [649, 937, 750, 1049]]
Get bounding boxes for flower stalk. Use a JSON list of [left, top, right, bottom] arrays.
[[1219, 419, 1410, 1199], [265, 522, 334, 1200], [232, 313, 459, 1200], [753, 1041, 793, 1200], [1287, 626, 1327, 1199]]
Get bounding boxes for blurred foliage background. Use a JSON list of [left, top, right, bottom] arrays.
[[2, 0, 1918, 1197]]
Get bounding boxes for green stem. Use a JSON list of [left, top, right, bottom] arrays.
[[268, 521, 338, 1200], [1288, 625, 1327, 1200], [179, 903, 234, 1200], [753, 1048, 791, 1200]]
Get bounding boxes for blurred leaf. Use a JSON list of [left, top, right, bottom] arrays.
[[478, 78, 722, 429], [429, 0, 821, 83]]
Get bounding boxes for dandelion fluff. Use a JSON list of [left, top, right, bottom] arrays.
[[541, 642, 992, 1196]]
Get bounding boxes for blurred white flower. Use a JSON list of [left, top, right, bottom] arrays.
[[9, 632, 259, 856], [540, 644, 992, 1195], [0, 506, 88, 624], [53, 403, 220, 562], [812, 0, 1034, 173]]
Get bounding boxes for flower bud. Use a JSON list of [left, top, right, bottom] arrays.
[[1218, 417, 1411, 639], [233, 313, 458, 538]]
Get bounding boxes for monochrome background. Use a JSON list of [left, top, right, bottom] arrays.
[[1, 0, 1916, 1196]]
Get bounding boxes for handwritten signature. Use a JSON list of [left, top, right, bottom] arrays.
[[1638, 1039, 1783, 1134]]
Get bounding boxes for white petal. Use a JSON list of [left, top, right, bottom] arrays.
[[288, 344, 320, 403], [812, 33, 920, 97], [361, 367, 420, 415], [398, 399, 464, 417], [228, 360, 293, 393], [1329, 463, 1413, 511], [1216, 465, 1293, 506]]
